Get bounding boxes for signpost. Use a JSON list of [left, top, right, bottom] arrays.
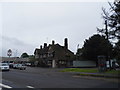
[[7, 49, 12, 57]]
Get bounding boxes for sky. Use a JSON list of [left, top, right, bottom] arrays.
[[0, 0, 113, 57]]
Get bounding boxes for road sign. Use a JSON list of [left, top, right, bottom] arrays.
[[7, 49, 12, 57]]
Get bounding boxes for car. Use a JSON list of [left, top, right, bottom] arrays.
[[13, 64, 18, 69], [25, 63, 31, 66], [0, 63, 10, 71], [17, 64, 26, 70], [13, 64, 26, 70], [2, 61, 14, 68], [9, 61, 14, 68]]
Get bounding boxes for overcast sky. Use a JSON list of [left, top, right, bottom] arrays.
[[0, 1, 112, 57]]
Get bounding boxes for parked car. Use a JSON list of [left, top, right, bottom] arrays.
[[9, 61, 14, 68], [25, 63, 31, 66], [2, 61, 14, 68], [0, 63, 10, 71], [13, 64, 18, 69], [13, 64, 26, 70], [17, 64, 26, 70]]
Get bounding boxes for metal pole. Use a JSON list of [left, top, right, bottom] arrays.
[[76, 44, 79, 60], [105, 20, 112, 70]]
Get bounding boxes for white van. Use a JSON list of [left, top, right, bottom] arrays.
[[106, 59, 119, 68]]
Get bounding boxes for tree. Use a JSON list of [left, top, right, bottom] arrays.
[[97, 1, 120, 40], [113, 40, 120, 64], [76, 48, 84, 60], [81, 34, 113, 64], [29, 55, 36, 66], [21, 53, 29, 58]]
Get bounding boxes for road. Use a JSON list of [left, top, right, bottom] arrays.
[[1, 67, 119, 88]]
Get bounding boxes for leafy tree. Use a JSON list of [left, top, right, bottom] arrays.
[[76, 48, 84, 60], [81, 34, 113, 64], [97, 1, 120, 68], [21, 52, 29, 58], [97, 1, 120, 40], [29, 55, 36, 66], [29, 55, 35, 62], [113, 40, 120, 64]]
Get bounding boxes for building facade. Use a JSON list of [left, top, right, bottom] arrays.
[[34, 38, 75, 68]]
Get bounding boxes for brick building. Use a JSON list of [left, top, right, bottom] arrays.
[[34, 38, 75, 68]]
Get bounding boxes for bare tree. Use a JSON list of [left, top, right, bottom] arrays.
[[97, 1, 120, 40]]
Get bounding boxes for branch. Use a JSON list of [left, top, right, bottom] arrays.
[[102, 7, 115, 21], [108, 2, 119, 19], [102, 7, 109, 20]]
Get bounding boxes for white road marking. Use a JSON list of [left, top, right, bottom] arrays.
[[27, 85, 34, 88], [0, 83, 12, 88]]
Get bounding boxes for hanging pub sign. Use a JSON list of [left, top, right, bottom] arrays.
[[7, 49, 12, 57]]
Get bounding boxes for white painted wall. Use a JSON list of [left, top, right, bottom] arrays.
[[73, 61, 96, 67], [52, 60, 56, 68]]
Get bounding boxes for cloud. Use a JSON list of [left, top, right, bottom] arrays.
[[2, 35, 29, 46], [1, 35, 36, 57], [1, 2, 110, 57]]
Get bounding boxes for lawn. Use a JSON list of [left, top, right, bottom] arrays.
[[60, 68, 98, 73], [105, 69, 120, 74], [60, 68, 120, 74]]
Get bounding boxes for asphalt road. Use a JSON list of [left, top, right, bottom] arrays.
[[1, 67, 119, 88]]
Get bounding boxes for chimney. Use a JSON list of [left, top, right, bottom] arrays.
[[64, 38, 68, 49], [44, 43, 47, 48], [52, 40, 55, 45], [40, 45, 42, 49]]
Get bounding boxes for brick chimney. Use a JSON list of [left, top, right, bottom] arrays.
[[64, 38, 68, 49], [40, 45, 42, 49], [44, 43, 47, 48], [52, 40, 55, 45]]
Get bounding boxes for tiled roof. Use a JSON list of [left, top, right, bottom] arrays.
[[34, 43, 74, 61]]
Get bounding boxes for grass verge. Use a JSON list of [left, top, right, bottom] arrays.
[[60, 68, 120, 74], [60, 68, 98, 73]]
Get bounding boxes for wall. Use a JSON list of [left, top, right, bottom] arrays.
[[73, 61, 96, 67]]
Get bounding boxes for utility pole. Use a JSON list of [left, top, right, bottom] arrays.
[[105, 20, 112, 70], [76, 44, 79, 61]]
